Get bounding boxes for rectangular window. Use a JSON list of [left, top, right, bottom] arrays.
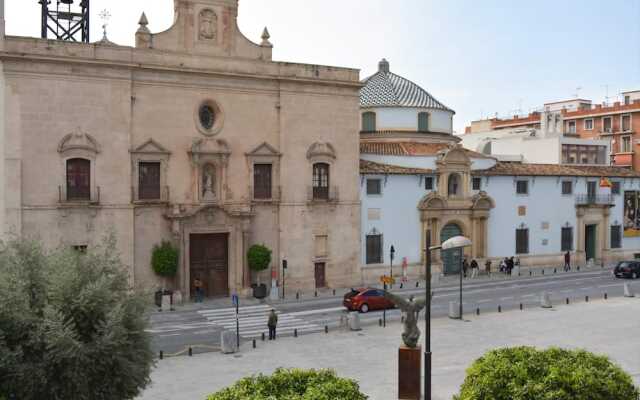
[[312, 163, 330, 200], [515, 228, 529, 254], [418, 112, 429, 132], [516, 180, 528, 195], [366, 179, 382, 195], [253, 164, 272, 199], [611, 225, 622, 249], [611, 181, 621, 195], [584, 119, 593, 130], [622, 115, 631, 132], [66, 158, 91, 201], [603, 117, 612, 133], [567, 120, 576, 134], [365, 234, 382, 264], [424, 177, 434, 190], [472, 177, 481, 191], [621, 136, 632, 153], [624, 95, 631, 106], [139, 162, 161, 200], [362, 112, 376, 132], [561, 227, 573, 251], [561, 181, 572, 195]]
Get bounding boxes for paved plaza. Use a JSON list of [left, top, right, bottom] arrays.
[[138, 296, 640, 400]]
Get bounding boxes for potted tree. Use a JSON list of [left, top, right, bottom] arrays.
[[247, 244, 271, 299], [151, 241, 179, 307]]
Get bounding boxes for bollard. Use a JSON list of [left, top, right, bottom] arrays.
[[518, 271, 521, 276], [159, 351, 163, 360], [261, 332, 265, 341], [252, 339, 256, 349], [566, 298, 569, 305], [554, 268, 557, 274], [519, 303, 523, 310], [332, 289, 336, 296], [585, 295, 589, 302], [542, 269, 545, 275], [476, 307, 480, 316], [604, 293, 608, 300], [379, 318, 383, 327], [540, 292, 552, 308], [296, 292, 299, 300], [400, 283, 403, 289], [188, 347, 193, 357], [624, 283, 635, 298], [325, 325, 329, 334], [416, 282, 420, 288], [294, 329, 298, 337], [314, 291, 318, 297], [529, 270, 532, 276], [498, 305, 501, 313], [577, 266, 580, 271]]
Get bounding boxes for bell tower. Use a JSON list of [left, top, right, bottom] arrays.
[[39, 0, 90, 43]]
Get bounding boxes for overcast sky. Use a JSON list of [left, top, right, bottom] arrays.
[[5, 0, 640, 133]]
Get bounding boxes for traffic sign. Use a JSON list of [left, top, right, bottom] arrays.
[[379, 275, 395, 285], [231, 294, 239, 307]]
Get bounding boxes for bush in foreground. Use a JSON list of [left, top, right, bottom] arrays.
[[207, 368, 368, 400], [0, 237, 154, 400], [454, 346, 639, 400]]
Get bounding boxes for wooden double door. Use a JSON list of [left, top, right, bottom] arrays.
[[190, 233, 229, 298]]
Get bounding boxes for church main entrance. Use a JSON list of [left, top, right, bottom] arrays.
[[190, 233, 229, 298], [441, 223, 463, 275]]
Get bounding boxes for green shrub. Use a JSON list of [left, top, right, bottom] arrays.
[[247, 244, 271, 273], [207, 368, 368, 400], [0, 236, 154, 400], [151, 241, 179, 277], [454, 346, 639, 400]]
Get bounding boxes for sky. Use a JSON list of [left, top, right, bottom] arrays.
[[5, 0, 640, 134]]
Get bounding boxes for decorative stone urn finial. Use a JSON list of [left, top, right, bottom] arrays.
[[261, 27, 272, 47], [137, 12, 150, 33]]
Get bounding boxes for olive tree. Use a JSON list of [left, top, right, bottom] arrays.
[[0, 236, 154, 400]]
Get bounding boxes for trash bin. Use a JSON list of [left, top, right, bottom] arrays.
[[154, 290, 163, 308]]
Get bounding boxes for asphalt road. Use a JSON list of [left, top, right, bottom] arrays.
[[148, 267, 635, 356]]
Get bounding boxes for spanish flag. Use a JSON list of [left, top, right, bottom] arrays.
[[599, 177, 612, 188]]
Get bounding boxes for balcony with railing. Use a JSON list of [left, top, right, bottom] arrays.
[[250, 185, 282, 203], [307, 185, 339, 203], [59, 185, 100, 205], [132, 185, 170, 204], [575, 194, 614, 206]]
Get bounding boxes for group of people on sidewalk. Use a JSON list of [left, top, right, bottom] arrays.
[[460, 251, 572, 278]]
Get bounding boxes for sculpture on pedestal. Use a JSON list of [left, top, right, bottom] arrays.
[[383, 292, 428, 348]]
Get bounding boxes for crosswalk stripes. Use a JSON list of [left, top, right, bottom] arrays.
[[197, 304, 324, 338]]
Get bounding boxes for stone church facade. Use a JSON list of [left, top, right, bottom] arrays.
[[0, 0, 362, 298]]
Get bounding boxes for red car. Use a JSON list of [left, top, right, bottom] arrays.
[[343, 288, 395, 313]]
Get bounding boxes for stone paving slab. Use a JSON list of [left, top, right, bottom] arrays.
[[138, 296, 639, 400]]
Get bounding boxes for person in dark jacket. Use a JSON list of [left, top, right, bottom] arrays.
[[485, 259, 492, 275], [268, 309, 278, 340], [564, 251, 571, 272], [470, 259, 479, 278], [462, 258, 469, 278], [507, 257, 514, 275]]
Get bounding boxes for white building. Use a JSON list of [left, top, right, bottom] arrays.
[[358, 61, 640, 280]]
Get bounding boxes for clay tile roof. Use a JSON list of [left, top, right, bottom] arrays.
[[359, 141, 492, 159], [360, 159, 434, 175], [476, 162, 640, 178], [360, 70, 454, 112]]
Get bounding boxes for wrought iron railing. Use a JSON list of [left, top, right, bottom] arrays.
[[575, 194, 614, 206], [131, 185, 170, 203], [59, 185, 100, 204]]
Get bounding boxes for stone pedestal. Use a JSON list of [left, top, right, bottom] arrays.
[[398, 345, 421, 400], [221, 331, 237, 354], [348, 312, 361, 331]]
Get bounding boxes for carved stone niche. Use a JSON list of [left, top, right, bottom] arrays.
[[198, 9, 218, 42], [188, 138, 231, 204]]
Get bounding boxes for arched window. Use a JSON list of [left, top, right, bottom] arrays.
[[312, 163, 330, 200], [418, 112, 429, 132], [362, 112, 376, 132], [447, 173, 460, 196], [66, 158, 91, 200]]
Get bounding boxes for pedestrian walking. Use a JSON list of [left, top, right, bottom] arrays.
[[485, 259, 492, 275], [507, 257, 514, 275], [194, 276, 204, 303], [268, 309, 278, 340], [470, 259, 479, 278], [564, 251, 571, 272], [500, 258, 507, 274], [462, 257, 469, 278]]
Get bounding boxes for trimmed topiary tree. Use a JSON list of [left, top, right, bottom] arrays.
[[247, 244, 271, 286], [206, 368, 368, 400], [0, 236, 154, 400], [454, 346, 639, 400], [151, 241, 179, 288]]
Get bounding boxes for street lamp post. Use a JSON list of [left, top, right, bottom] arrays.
[[390, 245, 395, 289], [282, 259, 287, 299], [424, 233, 471, 400]]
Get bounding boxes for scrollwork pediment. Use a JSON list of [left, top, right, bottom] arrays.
[[58, 128, 100, 155], [307, 142, 336, 160], [418, 192, 447, 210]]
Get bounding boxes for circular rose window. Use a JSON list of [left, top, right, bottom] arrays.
[[195, 100, 224, 136], [199, 104, 215, 130]]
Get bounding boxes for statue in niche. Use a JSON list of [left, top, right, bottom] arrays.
[[199, 9, 217, 41], [202, 164, 216, 201]]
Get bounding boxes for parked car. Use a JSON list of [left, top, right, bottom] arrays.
[[343, 288, 395, 313], [614, 261, 640, 279]]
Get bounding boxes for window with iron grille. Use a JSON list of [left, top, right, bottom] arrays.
[[312, 163, 330, 200], [66, 158, 91, 200], [561, 227, 573, 251], [611, 181, 621, 195], [362, 112, 376, 132], [516, 180, 528, 195], [515, 228, 529, 254], [424, 176, 434, 190], [561, 181, 572, 195], [253, 164, 272, 199], [139, 162, 161, 200], [611, 225, 622, 249], [418, 112, 429, 132], [365, 234, 382, 264], [366, 179, 381, 195], [472, 177, 481, 191]]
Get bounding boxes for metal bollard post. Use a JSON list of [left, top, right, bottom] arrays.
[[604, 293, 608, 300], [519, 303, 523, 310], [400, 283, 403, 289], [577, 266, 580, 271], [566, 298, 569, 305], [498, 305, 502, 313], [159, 351, 163, 360], [314, 291, 318, 297], [529, 270, 532, 276], [476, 307, 480, 316], [188, 347, 193, 357], [332, 289, 336, 296], [324, 325, 329, 334], [378, 318, 382, 326], [416, 281, 419, 288], [542, 269, 545, 275], [294, 328, 298, 337], [296, 292, 299, 300], [585, 295, 589, 302], [554, 268, 557, 274], [261, 332, 265, 341], [252, 339, 256, 349]]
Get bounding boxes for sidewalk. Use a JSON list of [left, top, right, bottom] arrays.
[[164, 264, 615, 313], [138, 296, 640, 400]]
